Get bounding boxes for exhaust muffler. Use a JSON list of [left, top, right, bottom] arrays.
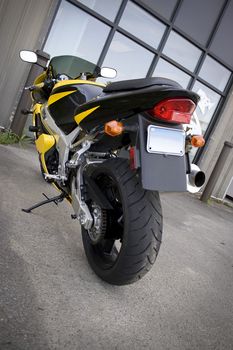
[[187, 164, 205, 193]]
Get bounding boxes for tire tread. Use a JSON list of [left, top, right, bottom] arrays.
[[82, 158, 163, 285]]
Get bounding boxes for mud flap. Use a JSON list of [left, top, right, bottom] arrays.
[[137, 114, 187, 192]]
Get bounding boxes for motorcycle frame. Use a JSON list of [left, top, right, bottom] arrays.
[[38, 105, 95, 229], [33, 98, 204, 229]]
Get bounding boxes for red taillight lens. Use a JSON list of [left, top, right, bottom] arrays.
[[149, 98, 196, 124]]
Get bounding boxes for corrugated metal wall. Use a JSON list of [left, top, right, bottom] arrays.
[[0, 0, 58, 128]]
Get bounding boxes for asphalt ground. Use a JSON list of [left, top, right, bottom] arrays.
[[0, 144, 233, 350]]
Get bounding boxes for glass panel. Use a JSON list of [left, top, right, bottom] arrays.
[[192, 81, 221, 134], [119, 1, 166, 48], [140, 0, 178, 20], [175, 0, 224, 46], [210, 0, 233, 69], [163, 31, 202, 71], [153, 58, 191, 88], [78, 0, 122, 21], [102, 32, 154, 81], [199, 56, 231, 91], [44, 0, 110, 63]]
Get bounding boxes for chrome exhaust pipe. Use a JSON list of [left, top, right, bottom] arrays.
[[187, 164, 205, 193]]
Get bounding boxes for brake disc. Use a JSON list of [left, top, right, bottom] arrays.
[[88, 203, 107, 245]]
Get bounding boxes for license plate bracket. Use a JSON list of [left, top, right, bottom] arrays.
[[147, 125, 185, 156]]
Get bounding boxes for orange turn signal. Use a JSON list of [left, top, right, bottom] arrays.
[[191, 135, 205, 148], [104, 120, 124, 137]]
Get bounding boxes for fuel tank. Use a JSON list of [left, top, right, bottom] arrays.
[[48, 77, 199, 134]]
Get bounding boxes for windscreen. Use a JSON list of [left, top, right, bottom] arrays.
[[49, 55, 100, 79]]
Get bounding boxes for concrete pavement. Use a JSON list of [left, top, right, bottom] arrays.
[[0, 144, 233, 350]]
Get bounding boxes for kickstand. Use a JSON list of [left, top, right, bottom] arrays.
[[22, 192, 66, 213]]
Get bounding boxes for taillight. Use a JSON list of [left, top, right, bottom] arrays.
[[149, 98, 196, 124]]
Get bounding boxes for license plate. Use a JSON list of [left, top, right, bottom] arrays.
[[147, 125, 185, 156]]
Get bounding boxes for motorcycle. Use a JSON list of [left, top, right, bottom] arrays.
[[19, 50, 205, 285]]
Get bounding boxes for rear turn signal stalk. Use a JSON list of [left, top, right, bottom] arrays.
[[149, 98, 196, 124]]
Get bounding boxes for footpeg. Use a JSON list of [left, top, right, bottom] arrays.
[[44, 174, 62, 181], [29, 125, 39, 132], [21, 109, 32, 115]]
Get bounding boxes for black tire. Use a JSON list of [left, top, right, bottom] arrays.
[[82, 158, 163, 285]]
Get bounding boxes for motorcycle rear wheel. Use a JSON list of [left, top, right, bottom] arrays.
[[82, 158, 163, 285]]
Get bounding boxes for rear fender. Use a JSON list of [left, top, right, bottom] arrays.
[[137, 114, 187, 192]]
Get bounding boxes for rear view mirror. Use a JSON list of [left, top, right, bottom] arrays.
[[100, 67, 117, 79], [20, 50, 38, 63]]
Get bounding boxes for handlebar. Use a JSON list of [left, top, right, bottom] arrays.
[[24, 79, 57, 92], [24, 82, 45, 91]]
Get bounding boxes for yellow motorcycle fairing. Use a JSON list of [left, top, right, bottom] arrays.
[[34, 71, 47, 85], [32, 103, 42, 128], [30, 72, 48, 104], [47, 79, 105, 134], [52, 79, 105, 89], [48, 90, 76, 106], [33, 103, 42, 115], [47, 79, 105, 107], [35, 134, 55, 174], [74, 105, 100, 124]]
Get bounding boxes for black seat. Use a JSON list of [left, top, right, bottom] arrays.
[[103, 77, 181, 93]]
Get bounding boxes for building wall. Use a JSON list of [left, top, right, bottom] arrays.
[[41, 0, 233, 199], [199, 86, 233, 199], [0, 0, 58, 128], [0, 0, 232, 200], [42, 0, 233, 150]]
